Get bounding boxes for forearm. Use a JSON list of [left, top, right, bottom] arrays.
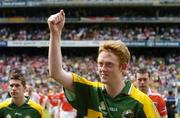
[[48, 32, 63, 79], [48, 32, 74, 90]]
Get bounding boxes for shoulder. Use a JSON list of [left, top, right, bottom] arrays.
[[149, 89, 162, 96], [149, 89, 164, 98], [131, 87, 161, 117], [72, 73, 104, 88], [133, 87, 151, 102], [130, 86, 157, 107], [27, 99, 43, 113], [27, 99, 44, 117], [0, 98, 12, 109]]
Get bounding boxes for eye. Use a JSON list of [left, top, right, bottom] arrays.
[[10, 84, 20, 88], [138, 78, 147, 82], [15, 84, 20, 87], [98, 62, 103, 67], [106, 62, 113, 67]]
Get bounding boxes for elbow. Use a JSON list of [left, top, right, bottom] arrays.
[[49, 71, 55, 80], [49, 70, 59, 79], [49, 68, 63, 80]]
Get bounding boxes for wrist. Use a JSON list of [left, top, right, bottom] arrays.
[[50, 31, 61, 38]]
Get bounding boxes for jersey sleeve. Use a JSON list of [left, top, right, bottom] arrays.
[[130, 87, 161, 118], [64, 73, 94, 115], [28, 99, 45, 118]]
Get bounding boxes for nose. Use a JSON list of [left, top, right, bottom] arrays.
[[10, 85, 18, 90], [100, 64, 108, 72], [140, 81, 145, 86], [12, 86, 17, 91], [140, 80, 145, 83]]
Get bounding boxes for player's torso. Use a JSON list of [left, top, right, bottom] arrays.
[[48, 93, 60, 106], [85, 87, 145, 118], [0, 104, 41, 118]]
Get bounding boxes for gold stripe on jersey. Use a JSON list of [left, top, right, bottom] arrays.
[[130, 85, 161, 118], [0, 98, 11, 109], [73, 73, 104, 88], [84, 109, 103, 118], [27, 99, 44, 118]]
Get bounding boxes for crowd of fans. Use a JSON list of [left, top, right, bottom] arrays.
[[0, 26, 179, 41], [0, 54, 179, 94], [0, 53, 178, 117], [0, 53, 179, 117]]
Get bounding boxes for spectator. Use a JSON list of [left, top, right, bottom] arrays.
[[165, 90, 176, 118], [24, 83, 40, 104]]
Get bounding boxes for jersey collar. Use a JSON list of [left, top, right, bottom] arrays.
[[121, 80, 133, 95], [10, 96, 30, 107], [102, 80, 133, 96]]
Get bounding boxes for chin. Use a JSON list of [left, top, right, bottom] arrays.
[[11, 96, 17, 99], [100, 79, 108, 84], [101, 81, 106, 84], [139, 89, 146, 93]]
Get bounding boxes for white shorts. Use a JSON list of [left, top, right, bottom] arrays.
[[49, 106, 59, 116], [60, 110, 76, 118]]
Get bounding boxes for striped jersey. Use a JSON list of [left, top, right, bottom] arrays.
[[64, 73, 160, 118], [0, 96, 44, 118]]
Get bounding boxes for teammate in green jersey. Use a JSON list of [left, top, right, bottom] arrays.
[[48, 9, 161, 118], [0, 69, 44, 118]]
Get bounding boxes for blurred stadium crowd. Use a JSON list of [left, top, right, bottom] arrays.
[[0, 53, 179, 117], [0, 26, 179, 41], [0, 54, 179, 95]]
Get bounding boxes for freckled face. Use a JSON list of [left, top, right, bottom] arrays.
[[97, 51, 121, 85]]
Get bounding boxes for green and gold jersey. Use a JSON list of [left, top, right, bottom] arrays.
[[64, 73, 161, 118], [0, 96, 44, 118]]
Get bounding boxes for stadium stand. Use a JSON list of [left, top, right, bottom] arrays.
[[0, 0, 179, 118]]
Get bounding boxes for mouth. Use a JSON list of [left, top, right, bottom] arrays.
[[100, 75, 109, 82], [10, 92, 17, 96], [139, 86, 147, 91], [140, 86, 145, 88], [101, 73, 108, 77], [100, 75, 108, 80]]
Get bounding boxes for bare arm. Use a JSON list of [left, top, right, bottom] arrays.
[[48, 10, 74, 91]]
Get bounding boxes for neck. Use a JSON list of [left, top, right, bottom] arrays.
[[146, 87, 151, 95], [28, 91, 32, 96], [105, 80, 125, 98], [12, 96, 26, 107]]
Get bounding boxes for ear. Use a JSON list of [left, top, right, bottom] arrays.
[[121, 64, 128, 70], [24, 85, 26, 90], [120, 64, 128, 76]]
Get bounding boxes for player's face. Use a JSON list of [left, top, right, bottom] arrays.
[[9, 79, 25, 99], [97, 51, 121, 85], [136, 73, 149, 93]]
